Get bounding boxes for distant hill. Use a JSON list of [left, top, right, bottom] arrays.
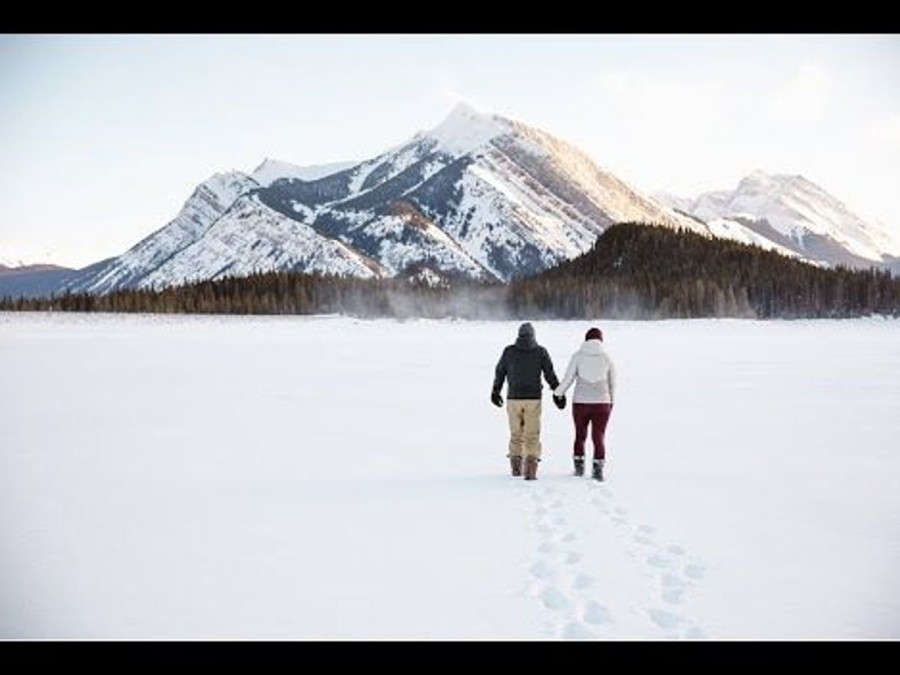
[[0, 263, 77, 299], [507, 223, 900, 319]]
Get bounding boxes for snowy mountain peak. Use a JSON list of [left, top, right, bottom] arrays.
[[251, 158, 357, 187], [680, 171, 900, 265], [737, 170, 776, 190], [425, 102, 511, 156], [738, 171, 813, 194], [446, 100, 480, 118], [200, 171, 260, 205]]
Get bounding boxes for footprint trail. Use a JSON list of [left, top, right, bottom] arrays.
[[521, 474, 710, 640]]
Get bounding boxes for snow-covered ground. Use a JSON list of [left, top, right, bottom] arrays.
[[1, 313, 898, 639]]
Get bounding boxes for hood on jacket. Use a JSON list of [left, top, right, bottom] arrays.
[[580, 338, 604, 355], [574, 338, 608, 384], [515, 322, 538, 350]]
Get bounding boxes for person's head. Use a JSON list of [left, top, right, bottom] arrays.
[[585, 327, 603, 342], [518, 322, 536, 340]]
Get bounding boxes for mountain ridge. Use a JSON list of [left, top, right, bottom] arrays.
[[61, 104, 707, 294], [5, 105, 898, 300]]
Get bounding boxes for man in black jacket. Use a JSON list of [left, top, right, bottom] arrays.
[[491, 322, 565, 481]]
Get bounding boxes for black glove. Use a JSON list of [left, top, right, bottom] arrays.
[[553, 394, 566, 410], [491, 392, 504, 408]]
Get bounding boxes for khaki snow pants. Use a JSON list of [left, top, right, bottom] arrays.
[[507, 399, 542, 459]]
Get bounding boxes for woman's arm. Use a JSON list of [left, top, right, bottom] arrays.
[[554, 353, 578, 397], [608, 358, 616, 405]]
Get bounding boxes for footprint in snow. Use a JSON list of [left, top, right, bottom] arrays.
[[591, 499, 611, 514], [661, 587, 684, 604], [572, 572, 594, 590], [583, 601, 611, 626], [538, 541, 557, 555], [646, 554, 671, 569], [536, 522, 553, 535], [647, 607, 682, 631], [684, 626, 706, 639], [684, 563, 706, 580], [540, 586, 570, 612], [661, 573, 683, 589], [529, 560, 558, 581], [588, 483, 613, 498], [561, 621, 596, 640]]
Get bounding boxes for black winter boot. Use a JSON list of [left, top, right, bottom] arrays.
[[524, 456, 539, 481], [510, 456, 523, 477], [574, 457, 585, 477], [592, 459, 604, 482]]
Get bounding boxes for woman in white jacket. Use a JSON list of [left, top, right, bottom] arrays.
[[554, 327, 616, 481]]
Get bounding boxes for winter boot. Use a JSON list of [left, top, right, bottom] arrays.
[[592, 458, 604, 482], [510, 455, 523, 477], [524, 456, 539, 481], [574, 456, 585, 477]]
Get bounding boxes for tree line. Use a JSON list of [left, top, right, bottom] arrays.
[[2, 223, 898, 319]]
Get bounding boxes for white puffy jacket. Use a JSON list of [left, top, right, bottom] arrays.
[[554, 339, 616, 404]]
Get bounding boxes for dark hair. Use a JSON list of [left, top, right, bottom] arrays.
[[585, 327, 603, 341]]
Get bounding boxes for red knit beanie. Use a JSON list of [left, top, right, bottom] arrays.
[[585, 327, 603, 341]]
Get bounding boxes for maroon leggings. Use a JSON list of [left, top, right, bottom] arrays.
[[572, 403, 613, 460]]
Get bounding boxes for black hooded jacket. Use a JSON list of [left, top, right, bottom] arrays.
[[492, 330, 560, 400]]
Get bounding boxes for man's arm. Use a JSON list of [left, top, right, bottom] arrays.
[[492, 349, 508, 396], [540, 347, 560, 391]]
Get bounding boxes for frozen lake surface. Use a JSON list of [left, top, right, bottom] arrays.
[[1, 312, 898, 638]]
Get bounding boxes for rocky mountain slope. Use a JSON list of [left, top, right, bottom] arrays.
[[64, 104, 707, 294]]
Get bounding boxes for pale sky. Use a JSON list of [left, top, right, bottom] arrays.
[[2, 34, 899, 268]]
